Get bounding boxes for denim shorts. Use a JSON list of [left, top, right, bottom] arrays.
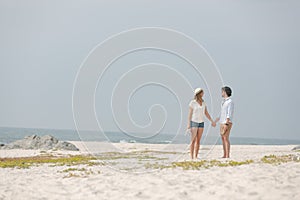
[[190, 121, 204, 128]]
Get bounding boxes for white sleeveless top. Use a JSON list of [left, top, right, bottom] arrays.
[[189, 99, 206, 123]]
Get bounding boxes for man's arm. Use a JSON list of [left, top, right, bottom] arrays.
[[226, 101, 234, 124]]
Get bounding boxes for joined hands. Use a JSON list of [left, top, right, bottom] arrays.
[[211, 121, 216, 127]]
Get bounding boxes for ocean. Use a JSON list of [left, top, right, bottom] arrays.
[[0, 127, 299, 145]]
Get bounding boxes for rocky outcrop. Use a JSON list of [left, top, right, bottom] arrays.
[[292, 145, 300, 151], [1, 135, 79, 151]]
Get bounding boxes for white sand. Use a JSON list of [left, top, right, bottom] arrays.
[[1, 142, 299, 200]]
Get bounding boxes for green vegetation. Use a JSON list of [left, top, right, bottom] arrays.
[[119, 167, 139, 171], [1, 151, 298, 173], [137, 155, 168, 161], [60, 167, 87, 173], [94, 151, 171, 161], [172, 159, 254, 170], [62, 168, 101, 178], [144, 159, 254, 170], [261, 154, 299, 164], [0, 155, 97, 169], [144, 162, 174, 170], [172, 160, 208, 170], [144, 154, 299, 171]]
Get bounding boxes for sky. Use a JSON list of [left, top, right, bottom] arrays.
[[0, 0, 299, 140]]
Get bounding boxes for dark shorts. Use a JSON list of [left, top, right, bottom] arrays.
[[190, 121, 204, 128]]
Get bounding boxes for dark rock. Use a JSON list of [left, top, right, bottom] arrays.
[[55, 141, 79, 151]]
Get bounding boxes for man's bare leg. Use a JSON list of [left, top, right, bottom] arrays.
[[222, 137, 226, 158], [223, 124, 232, 158], [224, 135, 230, 158], [220, 125, 226, 158]]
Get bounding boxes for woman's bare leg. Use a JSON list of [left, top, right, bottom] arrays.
[[190, 127, 198, 159], [195, 128, 204, 159]]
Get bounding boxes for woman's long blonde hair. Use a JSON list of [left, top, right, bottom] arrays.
[[194, 90, 204, 102]]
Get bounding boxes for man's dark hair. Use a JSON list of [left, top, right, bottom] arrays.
[[222, 86, 232, 97]]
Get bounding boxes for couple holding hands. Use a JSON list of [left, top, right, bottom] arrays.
[[187, 86, 234, 160]]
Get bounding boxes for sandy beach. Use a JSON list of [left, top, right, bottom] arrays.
[[1, 142, 299, 200]]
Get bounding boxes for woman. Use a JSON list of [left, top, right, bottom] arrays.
[[187, 88, 216, 160]]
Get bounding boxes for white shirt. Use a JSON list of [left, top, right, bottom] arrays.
[[219, 97, 234, 124], [189, 100, 206, 123]]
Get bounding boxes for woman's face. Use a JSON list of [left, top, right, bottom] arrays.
[[198, 91, 204, 98]]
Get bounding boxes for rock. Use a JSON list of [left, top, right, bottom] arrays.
[[1, 135, 79, 151], [55, 141, 79, 151], [292, 145, 300, 151], [0, 144, 4, 147], [292, 155, 300, 161], [40, 135, 59, 149], [24, 135, 38, 140]]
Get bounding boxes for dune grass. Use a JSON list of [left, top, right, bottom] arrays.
[[146, 154, 299, 170], [144, 159, 254, 170], [0, 155, 97, 169], [61, 168, 101, 178], [1, 152, 299, 171], [261, 154, 299, 164], [94, 151, 170, 161]]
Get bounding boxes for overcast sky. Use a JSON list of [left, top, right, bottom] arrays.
[[0, 0, 299, 140]]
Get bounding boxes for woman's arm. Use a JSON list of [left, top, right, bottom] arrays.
[[187, 107, 193, 129], [214, 111, 220, 123], [214, 117, 220, 123], [205, 107, 216, 127]]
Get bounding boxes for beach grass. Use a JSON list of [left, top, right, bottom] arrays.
[[60, 167, 87, 173], [1, 152, 299, 171], [0, 155, 97, 169], [172, 159, 254, 170], [94, 151, 171, 161], [261, 154, 299, 164], [144, 159, 254, 170], [62, 168, 101, 178]]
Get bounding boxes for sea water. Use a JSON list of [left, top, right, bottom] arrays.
[[0, 127, 299, 145]]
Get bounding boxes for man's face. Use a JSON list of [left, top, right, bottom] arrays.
[[221, 89, 226, 98]]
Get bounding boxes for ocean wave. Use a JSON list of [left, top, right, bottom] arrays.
[[119, 139, 137, 143]]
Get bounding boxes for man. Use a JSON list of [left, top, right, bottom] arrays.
[[215, 86, 234, 158]]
